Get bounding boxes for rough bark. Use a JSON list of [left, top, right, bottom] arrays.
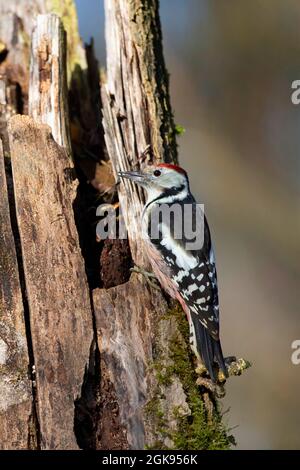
[[0, 139, 32, 450], [0, 5, 96, 449], [8, 115, 94, 449]]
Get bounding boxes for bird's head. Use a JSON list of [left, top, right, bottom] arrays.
[[118, 163, 189, 202]]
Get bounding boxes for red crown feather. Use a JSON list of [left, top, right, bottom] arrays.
[[157, 163, 187, 176]]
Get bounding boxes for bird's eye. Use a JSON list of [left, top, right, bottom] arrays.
[[153, 169, 161, 177]]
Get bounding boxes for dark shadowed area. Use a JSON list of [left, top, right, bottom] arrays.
[[76, 0, 300, 449]]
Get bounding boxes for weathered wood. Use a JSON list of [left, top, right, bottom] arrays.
[[0, 139, 32, 449], [0, 1, 86, 113], [94, 281, 192, 449], [0, 77, 18, 161], [0, 4, 32, 113], [0, 0, 100, 450], [0, 77, 18, 123], [29, 14, 71, 151], [104, 0, 177, 166], [94, 281, 158, 449], [103, 0, 177, 260], [8, 115, 94, 449]]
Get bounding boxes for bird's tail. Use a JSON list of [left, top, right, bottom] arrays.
[[191, 312, 228, 382]]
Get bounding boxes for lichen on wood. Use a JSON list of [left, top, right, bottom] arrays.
[[47, 0, 87, 79]]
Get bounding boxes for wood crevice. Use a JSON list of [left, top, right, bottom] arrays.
[[1, 133, 41, 449]]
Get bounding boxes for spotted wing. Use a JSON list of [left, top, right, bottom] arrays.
[[149, 199, 220, 339], [175, 240, 220, 340]]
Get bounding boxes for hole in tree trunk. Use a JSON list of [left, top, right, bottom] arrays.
[[0, 47, 8, 63]]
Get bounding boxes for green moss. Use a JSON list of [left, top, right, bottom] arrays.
[[144, 396, 169, 449], [169, 304, 233, 449], [174, 124, 186, 136], [151, 360, 174, 387], [47, 0, 86, 79], [145, 303, 234, 450]]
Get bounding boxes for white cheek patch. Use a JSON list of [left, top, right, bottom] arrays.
[[146, 186, 163, 203], [157, 189, 188, 204], [145, 171, 188, 204], [160, 223, 198, 271]]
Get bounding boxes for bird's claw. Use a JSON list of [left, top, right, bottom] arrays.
[[195, 355, 250, 400], [196, 376, 226, 398], [130, 265, 161, 291], [195, 360, 227, 398]]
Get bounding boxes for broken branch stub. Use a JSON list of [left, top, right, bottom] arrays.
[[29, 14, 71, 152]]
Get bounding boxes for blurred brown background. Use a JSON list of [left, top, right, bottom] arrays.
[[76, 0, 300, 449]]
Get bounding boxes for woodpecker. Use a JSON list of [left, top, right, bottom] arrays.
[[119, 163, 227, 382]]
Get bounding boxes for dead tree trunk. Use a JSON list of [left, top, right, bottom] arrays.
[[8, 114, 94, 450], [0, 4, 96, 450]]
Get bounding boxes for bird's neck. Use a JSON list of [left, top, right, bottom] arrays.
[[145, 184, 188, 209]]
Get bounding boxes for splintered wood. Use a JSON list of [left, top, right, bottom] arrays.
[[29, 14, 71, 151]]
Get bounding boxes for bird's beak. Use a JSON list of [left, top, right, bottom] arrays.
[[118, 170, 147, 185]]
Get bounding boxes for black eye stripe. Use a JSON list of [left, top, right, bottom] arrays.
[[153, 169, 161, 177]]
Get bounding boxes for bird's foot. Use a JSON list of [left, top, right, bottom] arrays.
[[195, 363, 226, 398], [224, 356, 252, 377], [195, 363, 208, 376], [194, 356, 251, 415], [195, 369, 225, 418], [130, 265, 161, 291], [196, 376, 226, 399], [195, 356, 251, 385]]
